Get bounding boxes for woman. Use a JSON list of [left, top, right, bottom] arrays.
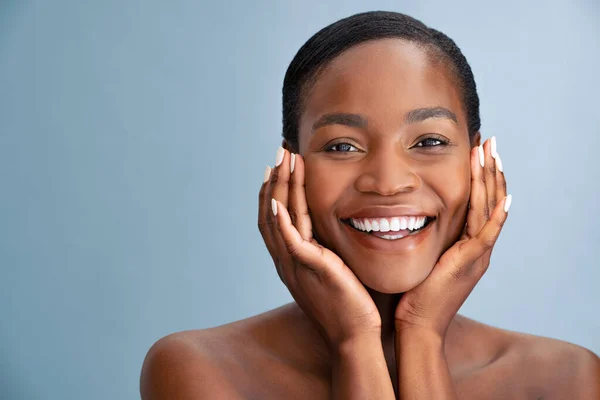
[[141, 11, 600, 399]]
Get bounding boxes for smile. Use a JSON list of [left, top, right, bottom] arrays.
[[342, 216, 435, 241]]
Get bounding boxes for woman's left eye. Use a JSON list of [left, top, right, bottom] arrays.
[[415, 137, 446, 147], [326, 142, 358, 152]]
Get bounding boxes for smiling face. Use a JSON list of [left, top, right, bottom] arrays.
[[295, 39, 480, 294]]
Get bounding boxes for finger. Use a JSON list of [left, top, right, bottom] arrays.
[[494, 151, 507, 204], [268, 147, 294, 271], [273, 199, 340, 275], [459, 194, 511, 270], [288, 153, 313, 241], [271, 146, 291, 208], [258, 165, 283, 278], [483, 137, 498, 213], [466, 144, 488, 238]]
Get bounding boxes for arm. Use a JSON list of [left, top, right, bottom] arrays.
[[395, 328, 457, 400], [332, 334, 395, 400]]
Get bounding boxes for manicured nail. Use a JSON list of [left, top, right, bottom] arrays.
[[290, 153, 296, 174], [275, 146, 285, 167], [491, 136, 498, 159], [263, 165, 271, 183], [271, 198, 278, 216], [478, 145, 485, 168], [496, 153, 504, 173], [504, 194, 512, 212]]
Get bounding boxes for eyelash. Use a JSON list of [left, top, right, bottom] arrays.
[[325, 142, 359, 153], [414, 136, 449, 148], [325, 136, 448, 153]]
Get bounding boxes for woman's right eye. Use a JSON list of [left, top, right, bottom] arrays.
[[325, 142, 358, 153]]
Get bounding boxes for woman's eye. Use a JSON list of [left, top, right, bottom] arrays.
[[416, 137, 446, 147], [326, 142, 358, 152]]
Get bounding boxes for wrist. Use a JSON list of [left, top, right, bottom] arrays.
[[333, 331, 382, 358], [395, 324, 444, 346]]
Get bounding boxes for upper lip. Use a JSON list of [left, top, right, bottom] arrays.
[[342, 205, 436, 220]]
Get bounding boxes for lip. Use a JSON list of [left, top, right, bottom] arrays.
[[342, 205, 435, 219], [341, 217, 435, 253]]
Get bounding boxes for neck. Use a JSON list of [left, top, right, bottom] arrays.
[[367, 288, 402, 347]]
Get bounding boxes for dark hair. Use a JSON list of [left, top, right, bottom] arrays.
[[282, 11, 480, 150]]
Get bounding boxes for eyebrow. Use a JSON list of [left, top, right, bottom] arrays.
[[311, 107, 458, 133], [405, 107, 458, 124]]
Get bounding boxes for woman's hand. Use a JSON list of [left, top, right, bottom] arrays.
[[394, 137, 511, 338], [258, 147, 381, 349]]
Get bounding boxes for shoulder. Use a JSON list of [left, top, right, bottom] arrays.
[[139, 329, 242, 399], [514, 333, 600, 399], [451, 316, 600, 398], [139, 304, 313, 400]]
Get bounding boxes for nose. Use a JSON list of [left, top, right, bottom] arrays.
[[354, 146, 421, 196]]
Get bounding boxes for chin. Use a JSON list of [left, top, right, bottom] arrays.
[[323, 216, 443, 294], [348, 256, 437, 294]]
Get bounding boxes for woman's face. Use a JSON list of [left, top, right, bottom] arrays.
[[296, 38, 479, 294]]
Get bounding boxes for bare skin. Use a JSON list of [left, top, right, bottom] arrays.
[[141, 304, 599, 399], [141, 39, 600, 398]]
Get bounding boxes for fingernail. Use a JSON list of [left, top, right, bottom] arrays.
[[290, 153, 296, 174], [263, 165, 271, 183], [491, 136, 498, 159], [275, 146, 285, 167], [496, 153, 504, 173], [504, 194, 512, 212], [271, 198, 278, 216], [478, 145, 485, 168]]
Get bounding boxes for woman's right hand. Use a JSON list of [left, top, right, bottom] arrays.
[[258, 146, 381, 349]]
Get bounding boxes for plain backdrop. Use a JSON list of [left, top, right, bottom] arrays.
[[1, 1, 599, 399]]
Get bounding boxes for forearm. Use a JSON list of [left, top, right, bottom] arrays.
[[396, 328, 458, 400], [332, 334, 395, 400]]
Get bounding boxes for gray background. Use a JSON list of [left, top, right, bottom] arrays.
[[1, 0, 598, 399]]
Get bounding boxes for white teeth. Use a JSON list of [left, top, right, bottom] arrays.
[[371, 220, 380, 232], [349, 216, 430, 233], [379, 233, 408, 240], [399, 218, 408, 230], [379, 219, 390, 232]]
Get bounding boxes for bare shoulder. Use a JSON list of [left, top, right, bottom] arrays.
[[140, 328, 243, 399], [513, 331, 600, 399], [454, 316, 600, 399], [139, 303, 325, 400]]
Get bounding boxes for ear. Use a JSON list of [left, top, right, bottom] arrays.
[[471, 131, 481, 148]]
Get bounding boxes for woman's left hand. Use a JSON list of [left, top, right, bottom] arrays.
[[394, 137, 511, 338]]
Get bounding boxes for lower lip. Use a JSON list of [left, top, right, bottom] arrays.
[[342, 220, 435, 253]]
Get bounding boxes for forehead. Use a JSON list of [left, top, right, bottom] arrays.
[[299, 38, 466, 136]]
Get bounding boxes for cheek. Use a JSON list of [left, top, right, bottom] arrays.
[[433, 160, 471, 231], [305, 160, 348, 213]]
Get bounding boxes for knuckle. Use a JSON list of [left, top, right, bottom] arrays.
[[483, 203, 490, 219], [478, 235, 495, 251], [285, 240, 302, 258], [487, 164, 496, 175], [449, 255, 470, 281], [257, 221, 267, 235]]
